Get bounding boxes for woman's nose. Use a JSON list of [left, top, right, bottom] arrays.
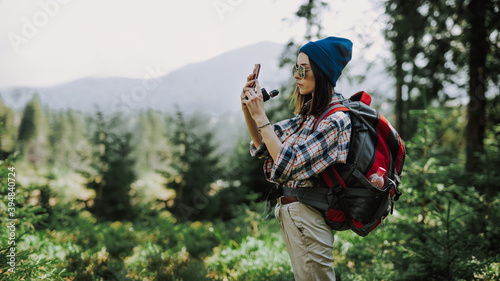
[[293, 70, 300, 79]]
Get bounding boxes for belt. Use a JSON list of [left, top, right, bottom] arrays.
[[278, 196, 299, 205]]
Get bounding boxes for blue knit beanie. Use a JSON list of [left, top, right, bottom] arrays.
[[299, 36, 353, 87]]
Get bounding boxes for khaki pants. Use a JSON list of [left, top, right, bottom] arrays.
[[275, 201, 335, 281]]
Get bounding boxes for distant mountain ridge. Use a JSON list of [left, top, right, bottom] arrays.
[[0, 41, 288, 115], [0, 41, 395, 117]]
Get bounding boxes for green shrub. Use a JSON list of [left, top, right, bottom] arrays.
[[63, 247, 131, 281], [133, 209, 180, 251], [206, 234, 293, 281], [124, 241, 208, 281], [103, 221, 138, 260], [179, 221, 220, 259]]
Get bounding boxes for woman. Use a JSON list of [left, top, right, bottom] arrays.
[[240, 36, 353, 280]]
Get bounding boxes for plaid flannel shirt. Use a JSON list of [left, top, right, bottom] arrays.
[[250, 93, 351, 188]]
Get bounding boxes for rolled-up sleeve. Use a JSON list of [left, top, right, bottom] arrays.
[[250, 140, 269, 159], [266, 111, 351, 182], [249, 121, 290, 159]]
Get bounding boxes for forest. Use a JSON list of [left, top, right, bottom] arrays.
[[1, 0, 499, 280]]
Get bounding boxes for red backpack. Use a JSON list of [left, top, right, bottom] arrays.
[[281, 91, 406, 236]]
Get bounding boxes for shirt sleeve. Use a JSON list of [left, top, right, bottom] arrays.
[[250, 140, 269, 159], [266, 111, 351, 182], [249, 118, 292, 159]]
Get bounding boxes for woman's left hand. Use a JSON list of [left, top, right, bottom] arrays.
[[241, 79, 268, 124]]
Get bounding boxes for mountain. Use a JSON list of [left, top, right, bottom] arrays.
[[0, 40, 395, 118], [0, 41, 288, 116]]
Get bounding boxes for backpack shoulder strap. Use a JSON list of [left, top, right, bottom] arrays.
[[313, 103, 351, 132], [312, 102, 351, 189], [314, 91, 372, 131]]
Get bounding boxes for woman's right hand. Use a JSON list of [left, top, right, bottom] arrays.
[[240, 73, 256, 112], [241, 73, 268, 122]]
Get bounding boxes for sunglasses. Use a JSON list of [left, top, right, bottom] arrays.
[[292, 64, 312, 79]]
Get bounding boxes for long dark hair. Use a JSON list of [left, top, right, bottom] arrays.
[[291, 57, 334, 117]]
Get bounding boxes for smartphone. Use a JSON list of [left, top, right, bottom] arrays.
[[250, 63, 261, 88]]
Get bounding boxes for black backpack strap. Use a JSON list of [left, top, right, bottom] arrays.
[[282, 186, 330, 211], [321, 165, 376, 231], [263, 185, 283, 221]]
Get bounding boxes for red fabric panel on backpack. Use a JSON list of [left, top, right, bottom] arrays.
[[395, 135, 405, 174], [367, 113, 391, 176], [359, 91, 372, 105], [327, 210, 365, 229], [331, 166, 347, 188], [370, 216, 386, 232], [352, 219, 364, 229], [330, 106, 350, 113], [327, 209, 346, 222], [320, 171, 335, 188], [351, 91, 372, 105]]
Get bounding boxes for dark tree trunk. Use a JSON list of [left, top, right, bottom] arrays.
[[395, 60, 404, 139], [465, 0, 488, 173]]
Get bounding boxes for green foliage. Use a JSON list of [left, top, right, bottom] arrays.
[[229, 136, 274, 201], [2, 197, 296, 280], [133, 109, 172, 174], [48, 109, 89, 171], [331, 230, 396, 281], [205, 202, 293, 281], [16, 94, 49, 165], [0, 96, 17, 155], [206, 235, 293, 281], [124, 241, 207, 281], [166, 110, 224, 221], [179, 221, 220, 259], [0, 155, 56, 279], [84, 111, 137, 221], [383, 0, 500, 170], [386, 106, 499, 280]]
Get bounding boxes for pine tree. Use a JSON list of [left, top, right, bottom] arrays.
[[134, 109, 172, 174], [49, 109, 89, 170], [17, 94, 49, 165], [85, 111, 136, 221], [166, 111, 222, 220]]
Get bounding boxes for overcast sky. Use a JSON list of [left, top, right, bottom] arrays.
[[0, 0, 385, 88]]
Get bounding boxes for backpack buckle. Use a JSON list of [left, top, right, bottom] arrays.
[[333, 184, 345, 197], [393, 184, 402, 202]]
